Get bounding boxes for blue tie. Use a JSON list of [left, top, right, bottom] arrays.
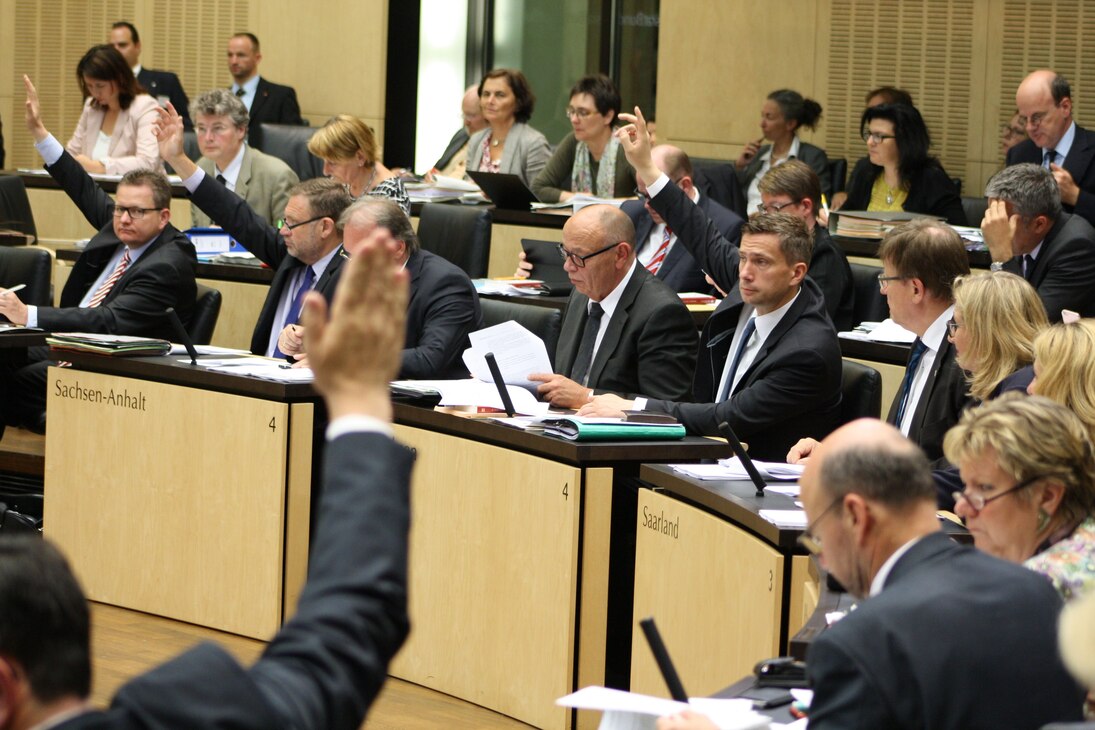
[[719, 317, 757, 401], [1044, 149, 1057, 169], [895, 338, 928, 426], [273, 266, 315, 358]]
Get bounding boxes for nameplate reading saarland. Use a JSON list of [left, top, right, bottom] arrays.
[[54, 377, 147, 412], [642, 504, 679, 539]]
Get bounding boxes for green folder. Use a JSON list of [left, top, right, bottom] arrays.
[[541, 417, 686, 442]]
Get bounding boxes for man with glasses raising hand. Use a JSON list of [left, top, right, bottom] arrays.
[[0, 76, 197, 433]]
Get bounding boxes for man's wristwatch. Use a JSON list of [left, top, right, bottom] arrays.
[[990, 261, 1005, 272]]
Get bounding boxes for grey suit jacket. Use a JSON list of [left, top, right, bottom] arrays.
[[556, 265, 697, 402], [192, 146, 299, 228], [466, 122, 551, 187], [736, 139, 832, 198]]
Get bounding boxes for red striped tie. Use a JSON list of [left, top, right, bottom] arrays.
[[87, 249, 131, 308], [646, 226, 672, 274]]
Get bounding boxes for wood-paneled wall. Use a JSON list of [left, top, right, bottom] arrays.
[[0, 0, 387, 170], [657, 0, 1095, 197]]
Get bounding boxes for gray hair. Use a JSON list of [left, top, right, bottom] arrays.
[[340, 198, 420, 254], [820, 439, 935, 508], [189, 89, 249, 130], [984, 163, 1062, 220]]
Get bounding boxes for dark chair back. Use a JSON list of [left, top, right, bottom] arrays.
[[828, 158, 848, 195], [478, 298, 562, 367], [187, 283, 222, 345], [840, 359, 882, 423], [253, 124, 325, 180], [417, 204, 492, 279], [0, 176, 38, 241], [850, 262, 889, 325], [691, 158, 747, 217], [961, 196, 988, 227], [165, 131, 203, 177], [0, 247, 51, 306]]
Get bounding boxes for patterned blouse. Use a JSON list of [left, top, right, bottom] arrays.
[[364, 176, 411, 216], [1025, 515, 1095, 602]]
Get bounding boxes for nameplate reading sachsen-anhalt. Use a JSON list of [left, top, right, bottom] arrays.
[[53, 378, 148, 411]]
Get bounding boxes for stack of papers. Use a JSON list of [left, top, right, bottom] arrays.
[[473, 278, 548, 296], [391, 379, 549, 415], [829, 210, 939, 238], [463, 320, 553, 389], [201, 358, 314, 382], [47, 333, 172, 357], [838, 318, 916, 344], [557, 686, 770, 729], [672, 458, 804, 481], [758, 510, 808, 528]]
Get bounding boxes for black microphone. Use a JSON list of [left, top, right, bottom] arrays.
[[484, 352, 516, 417], [718, 421, 766, 497], [166, 307, 199, 365], [639, 617, 689, 702]]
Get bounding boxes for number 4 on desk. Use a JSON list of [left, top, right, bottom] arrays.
[[269, 417, 276, 432], [562, 482, 568, 500]]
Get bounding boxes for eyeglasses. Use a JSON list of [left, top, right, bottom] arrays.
[[1018, 108, 1055, 129], [195, 124, 235, 136], [565, 107, 595, 119], [558, 241, 620, 268], [756, 200, 799, 214], [862, 131, 897, 144], [112, 206, 163, 220], [952, 473, 1050, 513], [877, 274, 905, 290], [276, 215, 326, 232], [945, 318, 963, 337], [797, 496, 844, 556]]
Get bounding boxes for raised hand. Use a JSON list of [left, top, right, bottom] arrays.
[[23, 75, 48, 143], [616, 106, 660, 185]]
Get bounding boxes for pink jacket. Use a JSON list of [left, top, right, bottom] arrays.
[[66, 93, 163, 174]]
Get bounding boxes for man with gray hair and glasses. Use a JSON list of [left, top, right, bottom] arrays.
[[189, 88, 298, 228], [981, 162, 1095, 320]]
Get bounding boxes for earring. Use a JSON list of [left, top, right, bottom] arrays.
[[1037, 508, 1050, 532]]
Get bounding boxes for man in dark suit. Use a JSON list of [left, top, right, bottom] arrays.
[[0, 90, 197, 432], [0, 236, 414, 730], [581, 111, 842, 461], [1007, 70, 1095, 228], [982, 162, 1095, 320], [789, 220, 971, 467], [430, 85, 486, 179], [228, 32, 306, 141], [658, 419, 1083, 730], [110, 21, 192, 130], [528, 204, 697, 409]]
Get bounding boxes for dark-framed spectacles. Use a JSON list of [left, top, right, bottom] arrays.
[[558, 241, 621, 268], [797, 496, 844, 556], [276, 215, 326, 232], [112, 206, 163, 220], [565, 107, 594, 119], [952, 474, 1050, 513], [862, 131, 897, 144], [877, 274, 905, 290], [945, 318, 963, 337], [756, 200, 799, 215]]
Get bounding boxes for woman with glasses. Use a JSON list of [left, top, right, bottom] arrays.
[[531, 74, 633, 203], [838, 103, 967, 225], [735, 89, 830, 214], [308, 114, 410, 215], [465, 68, 550, 188], [65, 45, 162, 174], [944, 395, 1095, 602]]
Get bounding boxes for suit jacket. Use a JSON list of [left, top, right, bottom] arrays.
[[811, 227, 855, 330], [136, 67, 191, 130], [531, 131, 635, 203], [433, 127, 470, 171], [38, 151, 196, 338], [625, 194, 744, 294], [189, 170, 344, 355], [886, 333, 970, 465], [58, 432, 413, 730], [844, 156, 967, 226], [806, 532, 1083, 730], [1001, 211, 1095, 320], [246, 77, 306, 138], [736, 139, 832, 198], [401, 248, 483, 379], [66, 94, 163, 175], [466, 122, 551, 187], [556, 265, 697, 402], [193, 146, 299, 228], [1007, 123, 1095, 228]]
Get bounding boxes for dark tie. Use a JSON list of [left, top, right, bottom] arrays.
[[895, 338, 928, 426], [235, 87, 245, 98], [273, 266, 316, 358], [1023, 254, 1036, 280], [1044, 148, 1057, 169], [719, 316, 757, 401], [215, 174, 228, 186], [570, 302, 604, 387]]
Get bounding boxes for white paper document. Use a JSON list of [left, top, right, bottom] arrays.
[[556, 687, 770, 730], [168, 344, 250, 356], [464, 320, 553, 389], [671, 459, 804, 482], [758, 510, 808, 528], [204, 360, 314, 382], [392, 378, 549, 415], [839, 318, 916, 344]]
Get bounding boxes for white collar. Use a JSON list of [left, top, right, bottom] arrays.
[[216, 143, 248, 184], [760, 135, 802, 164], [921, 305, 954, 354], [751, 287, 801, 340], [593, 259, 638, 321], [869, 535, 927, 596]]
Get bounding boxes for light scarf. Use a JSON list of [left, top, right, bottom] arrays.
[[571, 134, 620, 197]]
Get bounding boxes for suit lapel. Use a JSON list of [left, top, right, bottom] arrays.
[[734, 289, 806, 392], [1029, 215, 1067, 287], [107, 107, 130, 158], [235, 146, 253, 199], [586, 269, 646, 386], [907, 336, 953, 436], [557, 290, 590, 375], [1064, 127, 1095, 192], [250, 79, 270, 125]]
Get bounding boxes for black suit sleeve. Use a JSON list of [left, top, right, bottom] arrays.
[[401, 264, 480, 379], [45, 149, 117, 231], [806, 632, 900, 730], [189, 173, 288, 268], [619, 295, 697, 402], [1034, 233, 1095, 321], [648, 180, 740, 294]]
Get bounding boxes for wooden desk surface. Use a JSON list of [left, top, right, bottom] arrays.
[[834, 234, 991, 268], [838, 337, 910, 367]]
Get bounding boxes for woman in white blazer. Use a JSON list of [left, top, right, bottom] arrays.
[[66, 45, 162, 174], [465, 68, 550, 187]]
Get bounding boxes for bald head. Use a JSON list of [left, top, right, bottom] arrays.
[[462, 85, 486, 134], [1016, 70, 1073, 150], [651, 145, 693, 180]]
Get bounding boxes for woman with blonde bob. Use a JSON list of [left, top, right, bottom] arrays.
[[949, 271, 1048, 402], [308, 114, 410, 214], [944, 394, 1095, 601], [1029, 319, 1095, 441]]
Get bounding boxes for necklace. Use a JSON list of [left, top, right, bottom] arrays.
[[354, 166, 378, 198], [491, 134, 505, 148]]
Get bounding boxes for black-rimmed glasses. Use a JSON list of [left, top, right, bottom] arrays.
[[945, 318, 963, 337], [558, 241, 620, 268], [797, 496, 844, 556], [877, 274, 905, 290], [756, 200, 799, 214], [952, 474, 1049, 513], [276, 215, 326, 232], [112, 206, 164, 219]]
